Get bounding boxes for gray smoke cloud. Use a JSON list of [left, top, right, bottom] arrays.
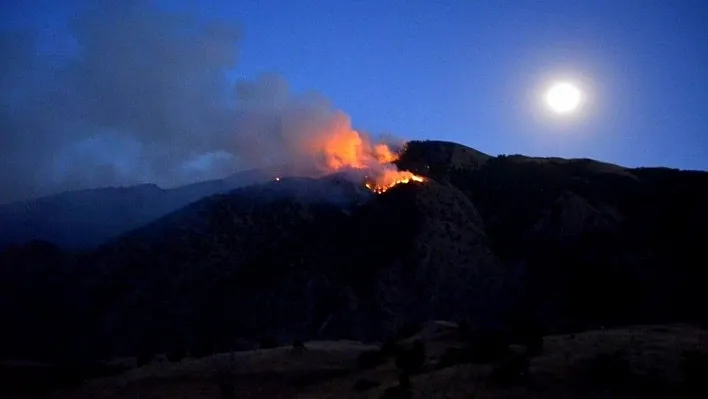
[[0, 1, 400, 204]]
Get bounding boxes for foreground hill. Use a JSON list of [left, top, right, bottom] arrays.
[[1, 140, 707, 372], [45, 323, 708, 399]]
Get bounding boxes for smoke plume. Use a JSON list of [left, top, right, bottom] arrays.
[[0, 1, 407, 204]]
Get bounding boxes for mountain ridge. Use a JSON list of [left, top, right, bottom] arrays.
[[0, 168, 273, 249], [1, 139, 707, 363]]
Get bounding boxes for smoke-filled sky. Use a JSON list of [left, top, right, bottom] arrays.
[[1, 0, 707, 203]]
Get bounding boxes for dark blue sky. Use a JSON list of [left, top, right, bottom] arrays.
[[2, 0, 707, 202], [173, 0, 708, 168]]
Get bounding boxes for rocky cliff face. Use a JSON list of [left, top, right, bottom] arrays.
[[375, 181, 506, 329], [530, 191, 622, 246]]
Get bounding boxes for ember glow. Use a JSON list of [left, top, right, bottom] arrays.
[[303, 115, 425, 193], [365, 171, 425, 194]]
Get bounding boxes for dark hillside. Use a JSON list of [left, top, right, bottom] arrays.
[[1, 140, 707, 371], [429, 145, 708, 331], [72, 176, 507, 358]]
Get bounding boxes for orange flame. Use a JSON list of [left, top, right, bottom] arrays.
[[365, 170, 425, 194], [302, 114, 424, 193]]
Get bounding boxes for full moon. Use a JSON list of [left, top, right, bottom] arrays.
[[545, 82, 582, 114]]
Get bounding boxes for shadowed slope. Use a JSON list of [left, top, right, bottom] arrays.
[[1, 139, 707, 371]]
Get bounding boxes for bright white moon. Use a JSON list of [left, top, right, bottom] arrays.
[[545, 82, 582, 113]]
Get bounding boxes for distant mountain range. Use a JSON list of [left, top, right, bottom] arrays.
[[1, 140, 707, 363], [0, 168, 273, 249]]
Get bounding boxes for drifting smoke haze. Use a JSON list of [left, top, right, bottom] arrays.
[[232, 77, 409, 181], [0, 0, 414, 204]]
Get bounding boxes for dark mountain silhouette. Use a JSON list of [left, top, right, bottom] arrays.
[[0, 168, 272, 250], [1, 140, 707, 366]]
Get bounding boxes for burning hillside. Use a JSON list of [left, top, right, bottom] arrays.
[[316, 131, 425, 194], [365, 170, 425, 194], [234, 84, 424, 194], [292, 112, 425, 194]]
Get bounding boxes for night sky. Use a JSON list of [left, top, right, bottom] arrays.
[[2, 0, 707, 203]]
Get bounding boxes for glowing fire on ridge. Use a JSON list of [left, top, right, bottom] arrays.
[[308, 116, 424, 193], [365, 170, 425, 194], [271, 111, 424, 193]]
